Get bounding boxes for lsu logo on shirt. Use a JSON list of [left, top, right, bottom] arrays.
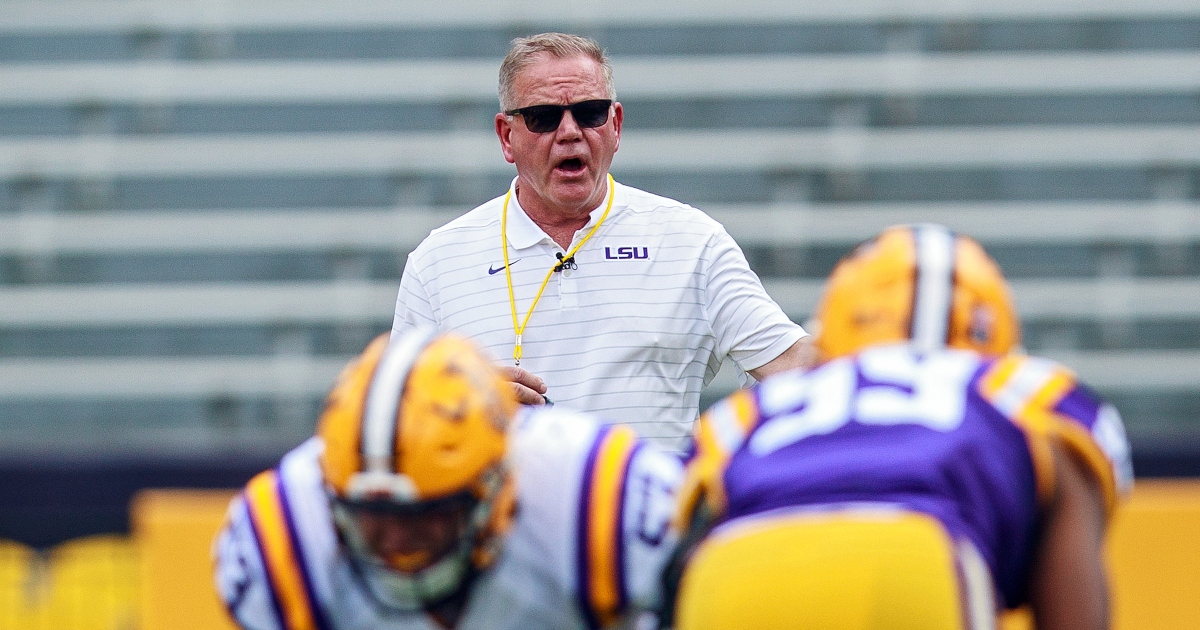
[[604, 246, 649, 260]]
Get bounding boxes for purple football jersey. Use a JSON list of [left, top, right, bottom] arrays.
[[708, 344, 1131, 609]]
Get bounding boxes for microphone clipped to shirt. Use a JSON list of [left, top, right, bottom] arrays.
[[553, 252, 578, 272]]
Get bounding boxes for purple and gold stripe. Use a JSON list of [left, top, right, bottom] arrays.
[[681, 389, 759, 519], [979, 356, 1076, 506], [243, 470, 330, 630], [576, 425, 642, 629], [982, 356, 1122, 510]]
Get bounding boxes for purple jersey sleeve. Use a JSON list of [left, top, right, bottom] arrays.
[[978, 354, 1133, 511]]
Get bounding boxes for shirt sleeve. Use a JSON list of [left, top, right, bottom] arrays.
[[701, 225, 807, 373], [620, 441, 685, 612], [1052, 380, 1135, 501], [572, 424, 684, 628], [392, 251, 438, 337], [511, 408, 684, 629], [213, 496, 284, 630]]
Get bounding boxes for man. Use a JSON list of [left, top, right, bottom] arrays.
[[666, 225, 1132, 630], [214, 330, 682, 629], [392, 33, 808, 450]]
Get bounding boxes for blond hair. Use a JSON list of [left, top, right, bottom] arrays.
[[498, 32, 615, 111]]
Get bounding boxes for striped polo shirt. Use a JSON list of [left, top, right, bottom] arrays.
[[393, 179, 806, 450]]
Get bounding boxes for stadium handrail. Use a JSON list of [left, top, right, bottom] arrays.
[[3, 202, 1200, 254], [0, 0, 1198, 32], [1, 277, 1198, 328], [1, 348, 1195, 398], [2, 125, 1199, 177], [2, 52, 1199, 104]]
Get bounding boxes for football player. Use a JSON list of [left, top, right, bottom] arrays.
[[665, 224, 1132, 630], [214, 330, 682, 630]]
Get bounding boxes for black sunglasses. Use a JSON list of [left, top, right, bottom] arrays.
[[505, 99, 613, 133]]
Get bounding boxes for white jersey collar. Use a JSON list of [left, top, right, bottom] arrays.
[[503, 176, 623, 251]]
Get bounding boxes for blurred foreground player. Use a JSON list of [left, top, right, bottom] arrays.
[[667, 225, 1132, 630], [214, 330, 682, 630]]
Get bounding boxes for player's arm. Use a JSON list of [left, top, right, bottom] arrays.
[[621, 444, 684, 612], [1028, 444, 1110, 630], [977, 356, 1131, 630], [657, 389, 762, 627]]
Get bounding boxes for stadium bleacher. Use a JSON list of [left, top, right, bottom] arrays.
[[1, 0, 1199, 527]]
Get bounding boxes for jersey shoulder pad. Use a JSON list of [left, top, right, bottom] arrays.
[[507, 408, 683, 628], [507, 407, 606, 508], [677, 388, 761, 529], [976, 354, 1132, 510]]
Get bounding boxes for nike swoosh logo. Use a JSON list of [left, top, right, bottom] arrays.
[[488, 259, 520, 275]]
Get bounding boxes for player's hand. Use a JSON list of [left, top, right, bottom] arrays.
[[498, 366, 549, 405]]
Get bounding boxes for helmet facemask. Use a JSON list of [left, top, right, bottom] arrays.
[[330, 465, 508, 611]]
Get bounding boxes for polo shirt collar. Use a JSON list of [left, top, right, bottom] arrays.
[[502, 176, 623, 251]]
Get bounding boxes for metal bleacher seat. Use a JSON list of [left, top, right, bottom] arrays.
[[0, 0, 1198, 462]]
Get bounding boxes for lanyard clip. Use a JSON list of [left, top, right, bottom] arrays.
[[553, 252, 577, 272]]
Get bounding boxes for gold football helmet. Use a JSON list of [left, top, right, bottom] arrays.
[[317, 330, 518, 611], [811, 224, 1020, 363]]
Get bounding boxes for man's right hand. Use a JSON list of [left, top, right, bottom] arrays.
[[498, 366, 549, 405]]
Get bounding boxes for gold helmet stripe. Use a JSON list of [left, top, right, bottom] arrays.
[[910, 224, 956, 354], [360, 329, 435, 475]]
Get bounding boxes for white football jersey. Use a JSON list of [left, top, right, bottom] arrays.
[[213, 406, 683, 630]]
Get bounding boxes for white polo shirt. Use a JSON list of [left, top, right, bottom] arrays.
[[393, 179, 806, 450]]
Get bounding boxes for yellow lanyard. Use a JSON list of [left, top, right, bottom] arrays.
[[501, 174, 615, 365]]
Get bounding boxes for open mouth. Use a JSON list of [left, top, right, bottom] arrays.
[[556, 158, 585, 173]]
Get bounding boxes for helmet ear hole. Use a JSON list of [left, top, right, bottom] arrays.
[[947, 235, 1021, 356], [969, 305, 995, 344]]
